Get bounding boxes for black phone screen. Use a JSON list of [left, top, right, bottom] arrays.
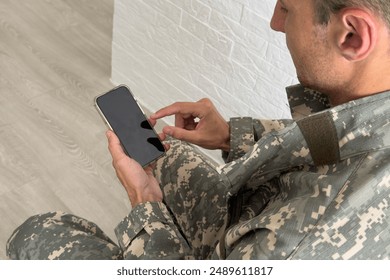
[[96, 85, 165, 167]]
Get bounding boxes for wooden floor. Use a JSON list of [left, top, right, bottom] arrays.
[[0, 0, 133, 259]]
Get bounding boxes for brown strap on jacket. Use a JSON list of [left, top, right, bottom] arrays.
[[297, 112, 341, 166]]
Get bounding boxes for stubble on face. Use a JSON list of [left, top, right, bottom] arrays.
[[293, 23, 345, 100]]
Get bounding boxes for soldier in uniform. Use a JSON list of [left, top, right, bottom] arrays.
[[7, 0, 390, 259]]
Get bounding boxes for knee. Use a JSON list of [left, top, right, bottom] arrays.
[[7, 212, 63, 259], [157, 139, 216, 171], [7, 211, 122, 260]]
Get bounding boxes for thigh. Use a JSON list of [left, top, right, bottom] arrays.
[[154, 140, 229, 259], [7, 211, 122, 260]]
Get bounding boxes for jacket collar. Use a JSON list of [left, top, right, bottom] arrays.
[[287, 84, 390, 162]]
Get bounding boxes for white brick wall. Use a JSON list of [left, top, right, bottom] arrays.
[[111, 0, 298, 124]]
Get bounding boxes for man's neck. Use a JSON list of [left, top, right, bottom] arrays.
[[327, 66, 390, 106]]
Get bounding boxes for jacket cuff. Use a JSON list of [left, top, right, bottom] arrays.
[[115, 202, 172, 249], [222, 117, 255, 163]]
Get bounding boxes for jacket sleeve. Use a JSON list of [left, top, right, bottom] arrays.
[[115, 201, 191, 259], [222, 117, 294, 163]]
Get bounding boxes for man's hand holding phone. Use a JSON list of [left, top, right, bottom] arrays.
[[96, 85, 168, 206], [97, 86, 230, 207], [106, 130, 163, 207]]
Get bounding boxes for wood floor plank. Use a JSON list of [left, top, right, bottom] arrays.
[[0, 0, 112, 89], [0, 0, 128, 259]]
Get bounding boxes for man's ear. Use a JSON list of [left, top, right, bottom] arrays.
[[335, 9, 378, 61]]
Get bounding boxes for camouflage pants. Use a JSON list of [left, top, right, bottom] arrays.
[[6, 140, 229, 260]]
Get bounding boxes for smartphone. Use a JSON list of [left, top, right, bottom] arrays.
[[95, 85, 165, 167]]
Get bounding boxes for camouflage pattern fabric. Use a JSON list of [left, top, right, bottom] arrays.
[[6, 212, 123, 260], [7, 85, 390, 259]]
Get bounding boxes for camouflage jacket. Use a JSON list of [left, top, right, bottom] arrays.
[[115, 85, 390, 259]]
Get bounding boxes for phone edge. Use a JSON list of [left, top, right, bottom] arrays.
[[94, 84, 167, 167]]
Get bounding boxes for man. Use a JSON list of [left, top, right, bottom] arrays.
[[7, 0, 390, 259]]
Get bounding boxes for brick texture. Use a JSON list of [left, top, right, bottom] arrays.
[[111, 0, 297, 123]]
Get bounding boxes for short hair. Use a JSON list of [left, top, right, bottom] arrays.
[[313, 0, 390, 27]]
